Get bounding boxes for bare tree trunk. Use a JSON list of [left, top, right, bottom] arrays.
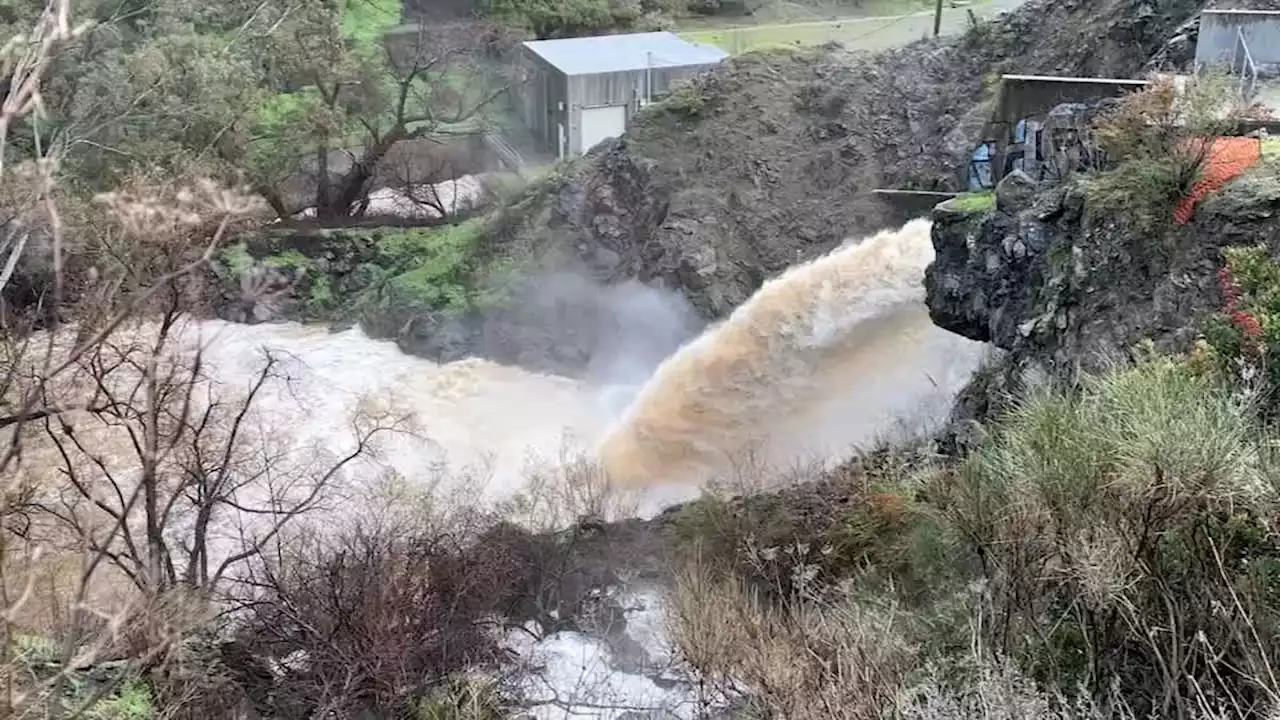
[[332, 128, 405, 219], [315, 135, 332, 221]]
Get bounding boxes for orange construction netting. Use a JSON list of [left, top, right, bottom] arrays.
[[1173, 136, 1262, 225]]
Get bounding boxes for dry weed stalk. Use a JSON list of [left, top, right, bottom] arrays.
[[668, 556, 913, 719], [0, 5, 375, 714]]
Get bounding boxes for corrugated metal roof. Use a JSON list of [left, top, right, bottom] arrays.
[[523, 31, 728, 76]]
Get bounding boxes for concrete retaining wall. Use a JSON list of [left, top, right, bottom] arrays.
[[983, 75, 1147, 184], [1196, 10, 1280, 69]]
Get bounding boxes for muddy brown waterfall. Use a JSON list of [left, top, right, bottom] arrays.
[[596, 219, 987, 489]]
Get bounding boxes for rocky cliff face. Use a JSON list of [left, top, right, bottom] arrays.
[[529, 0, 1205, 321], [212, 0, 1209, 373], [925, 159, 1280, 441]]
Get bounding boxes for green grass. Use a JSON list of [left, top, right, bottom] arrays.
[[945, 191, 995, 213], [369, 219, 486, 312], [675, 0, 932, 27], [261, 249, 313, 271], [342, 0, 403, 45], [86, 678, 154, 720], [1263, 137, 1280, 159], [680, 16, 917, 53], [218, 244, 313, 276], [677, 0, 1001, 54]]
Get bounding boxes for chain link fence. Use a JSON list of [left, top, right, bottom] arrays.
[[677, 0, 1009, 55]]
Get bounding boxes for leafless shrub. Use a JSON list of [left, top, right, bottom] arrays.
[[227, 497, 521, 717], [502, 437, 640, 531], [415, 674, 505, 720]]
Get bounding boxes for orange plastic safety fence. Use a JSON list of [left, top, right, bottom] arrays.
[[1173, 136, 1261, 225]]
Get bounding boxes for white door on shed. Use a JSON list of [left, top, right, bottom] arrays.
[[579, 105, 628, 153]]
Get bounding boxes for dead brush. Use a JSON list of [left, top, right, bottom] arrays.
[[667, 555, 915, 720], [669, 447, 946, 608], [500, 434, 639, 531], [228, 507, 522, 717]]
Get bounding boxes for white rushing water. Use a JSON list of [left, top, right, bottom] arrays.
[[188, 220, 983, 716], [189, 318, 614, 507], [16, 220, 985, 717], [597, 219, 985, 490]]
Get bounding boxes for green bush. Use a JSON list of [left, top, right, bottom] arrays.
[[666, 357, 1280, 716], [1200, 245, 1280, 405], [643, 83, 707, 120], [479, 0, 630, 37], [361, 218, 485, 314], [939, 356, 1280, 714]]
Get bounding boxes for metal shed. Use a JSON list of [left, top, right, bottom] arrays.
[[515, 32, 728, 158]]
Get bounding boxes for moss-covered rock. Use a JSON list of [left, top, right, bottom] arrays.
[[212, 219, 491, 354], [209, 165, 635, 373], [939, 191, 996, 215]]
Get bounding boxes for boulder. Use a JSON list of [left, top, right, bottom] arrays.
[[995, 170, 1039, 213]]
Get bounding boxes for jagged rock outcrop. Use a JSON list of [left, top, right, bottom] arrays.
[[519, 0, 1205, 321], [925, 157, 1280, 438]]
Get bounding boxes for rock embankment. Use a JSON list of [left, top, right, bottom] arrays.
[[925, 156, 1280, 443], [211, 0, 1207, 373]]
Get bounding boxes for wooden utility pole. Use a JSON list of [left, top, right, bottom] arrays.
[[933, 0, 944, 36]]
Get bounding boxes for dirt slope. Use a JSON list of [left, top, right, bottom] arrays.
[[508, 0, 1205, 318]]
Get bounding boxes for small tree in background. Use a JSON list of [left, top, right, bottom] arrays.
[[233, 2, 518, 221], [3, 0, 518, 224]]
